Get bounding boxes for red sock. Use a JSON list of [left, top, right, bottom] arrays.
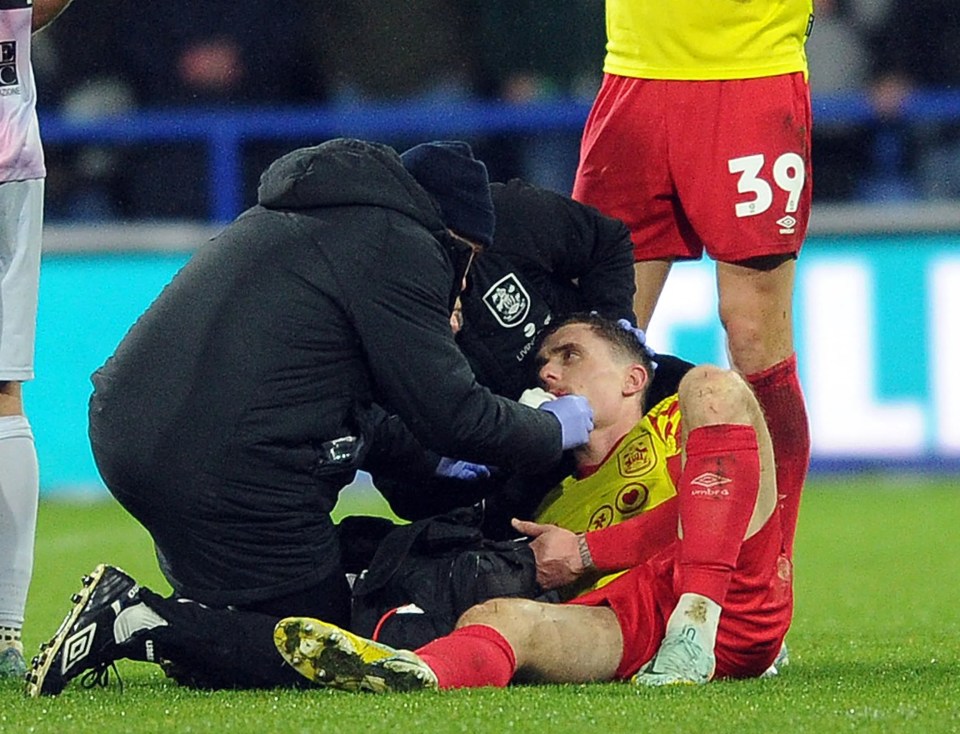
[[414, 625, 516, 689], [677, 424, 761, 605], [746, 354, 810, 556]]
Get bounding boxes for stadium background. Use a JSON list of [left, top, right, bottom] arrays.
[[29, 223, 960, 496], [25, 0, 960, 495]]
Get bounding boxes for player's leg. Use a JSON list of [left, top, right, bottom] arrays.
[[633, 259, 673, 331], [667, 74, 809, 373], [717, 255, 796, 376], [0, 179, 43, 680], [634, 365, 775, 685], [677, 365, 777, 535], [443, 598, 622, 685], [275, 598, 623, 692], [574, 76, 696, 329], [0, 382, 39, 680], [719, 255, 810, 554], [668, 73, 812, 556]]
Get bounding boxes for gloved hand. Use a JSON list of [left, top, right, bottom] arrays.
[[434, 457, 491, 481], [539, 394, 594, 450], [616, 318, 659, 368]]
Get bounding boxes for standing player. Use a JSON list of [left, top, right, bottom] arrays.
[[0, 0, 77, 680], [572, 1, 814, 553]]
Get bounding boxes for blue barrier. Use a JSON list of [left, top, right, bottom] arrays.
[[38, 89, 960, 222], [26, 233, 960, 495], [39, 100, 594, 222]]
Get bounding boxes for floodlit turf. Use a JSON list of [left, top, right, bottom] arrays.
[[2, 475, 959, 733]]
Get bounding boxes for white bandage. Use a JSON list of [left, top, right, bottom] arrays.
[[518, 387, 556, 408]]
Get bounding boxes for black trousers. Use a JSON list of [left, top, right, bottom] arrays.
[[136, 569, 352, 690]]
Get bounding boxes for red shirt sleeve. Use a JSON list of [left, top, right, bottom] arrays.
[[584, 496, 678, 572]]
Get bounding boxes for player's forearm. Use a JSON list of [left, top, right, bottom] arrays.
[[584, 497, 679, 572], [32, 0, 74, 32]]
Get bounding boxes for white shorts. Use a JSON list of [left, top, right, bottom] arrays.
[[0, 178, 44, 381]]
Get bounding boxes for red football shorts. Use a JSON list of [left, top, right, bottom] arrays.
[[569, 507, 794, 680], [573, 73, 812, 263]]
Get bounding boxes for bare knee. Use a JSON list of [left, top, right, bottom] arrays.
[[716, 257, 796, 373], [678, 365, 755, 428], [720, 309, 787, 375], [455, 598, 545, 647]]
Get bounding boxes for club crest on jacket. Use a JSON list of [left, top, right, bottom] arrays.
[[482, 273, 531, 328]]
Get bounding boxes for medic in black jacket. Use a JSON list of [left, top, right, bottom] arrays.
[[86, 139, 590, 622], [26, 141, 672, 697]]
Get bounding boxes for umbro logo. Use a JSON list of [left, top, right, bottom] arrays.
[[61, 622, 97, 673], [776, 215, 797, 234], [690, 472, 731, 488], [689, 472, 731, 497]]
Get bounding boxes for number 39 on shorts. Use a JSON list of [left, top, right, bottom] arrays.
[[727, 153, 806, 218]]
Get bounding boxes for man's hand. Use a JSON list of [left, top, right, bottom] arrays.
[[511, 518, 590, 590]]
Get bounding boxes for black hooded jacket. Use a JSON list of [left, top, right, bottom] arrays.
[[88, 138, 564, 605]]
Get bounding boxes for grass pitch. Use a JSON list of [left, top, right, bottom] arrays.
[[2, 475, 959, 733]]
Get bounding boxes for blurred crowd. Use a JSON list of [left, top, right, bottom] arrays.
[[29, 0, 960, 222]]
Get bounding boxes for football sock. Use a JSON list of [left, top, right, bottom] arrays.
[[138, 590, 310, 688], [415, 624, 516, 689], [745, 354, 810, 555], [665, 593, 722, 651], [676, 424, 760, 607], [0, 415, 38, 629], [113, 603, 169, 643]]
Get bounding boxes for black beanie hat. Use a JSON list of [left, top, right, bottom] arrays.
[[400, 141, 495, 247]]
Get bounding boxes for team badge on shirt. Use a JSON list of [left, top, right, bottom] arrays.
[[617, 434, 657, 477], [481, 273, 530, 328]]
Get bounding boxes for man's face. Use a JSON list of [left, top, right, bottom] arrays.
[[535, 322, 634, 428], [450, 296, 464, 335]]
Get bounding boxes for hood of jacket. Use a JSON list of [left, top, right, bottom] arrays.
[[257, 138, 446, 235]]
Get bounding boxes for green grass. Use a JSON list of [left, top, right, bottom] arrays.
[[3, 476, 959, 733]]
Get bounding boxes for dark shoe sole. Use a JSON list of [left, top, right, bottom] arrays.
[[25, 564, 110, 698]]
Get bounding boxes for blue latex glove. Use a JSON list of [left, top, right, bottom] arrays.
[[434, 457, 491, 481], [616, 318, 659, 368], [539, 395, 594, 450]]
